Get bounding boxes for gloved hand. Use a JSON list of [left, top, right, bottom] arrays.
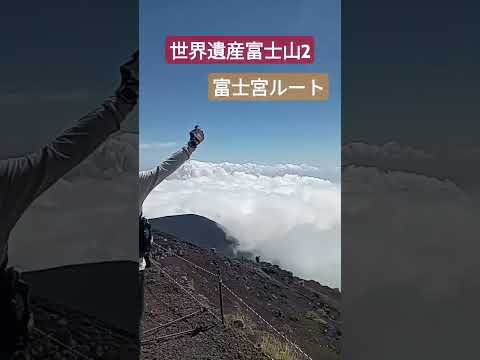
[[116, 50, 139, 104], [188, 126, 205, 148]]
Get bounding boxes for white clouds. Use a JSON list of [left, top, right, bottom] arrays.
[[65, 132, 138, 180], [140, 141, 177, 150], [169, 160, 340, 182], [342, 165, 463, 195], [342, 162, 477, 301], [339, 142, 480, 303], [9, 176, 138, 271], [342, 142, 434, 164], [341, 141, 480, 192], [341, 142, 439, 181], [142, 160, 341, 288]]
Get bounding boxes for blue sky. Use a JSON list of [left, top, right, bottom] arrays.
[[140, 0, 340, 170]]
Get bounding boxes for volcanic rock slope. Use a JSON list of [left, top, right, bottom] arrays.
[[141, 231, 341, 360], [13, 297, 138, 360]]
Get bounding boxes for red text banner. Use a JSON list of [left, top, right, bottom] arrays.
[[166, 36, 315, 64]]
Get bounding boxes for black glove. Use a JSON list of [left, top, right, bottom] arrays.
[[188, 126, 205, 148], [116, 50, 139, 104]]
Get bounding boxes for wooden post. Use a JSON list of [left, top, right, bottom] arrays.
[[218, 269, 225, 325]]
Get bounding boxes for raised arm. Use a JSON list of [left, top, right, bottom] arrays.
[[0, 51, 138, 240], [139, 126, 204, 212]]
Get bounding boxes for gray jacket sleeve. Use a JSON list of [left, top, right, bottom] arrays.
[[138, 145, 195, 214], [0, 96, 135, 251]]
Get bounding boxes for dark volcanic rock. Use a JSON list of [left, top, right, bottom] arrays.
[[13, 297, 137, 360], [141, 264, 268, 360], [144, 231, 341, 360], [23, 261, 139, 333], [149, 214, 253, 259]]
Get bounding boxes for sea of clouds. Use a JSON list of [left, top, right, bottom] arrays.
[[341, 142, 480, 357], [8, 131, 342, 288], [342, 143, 477, 301], [142, 160, 341, 288]]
